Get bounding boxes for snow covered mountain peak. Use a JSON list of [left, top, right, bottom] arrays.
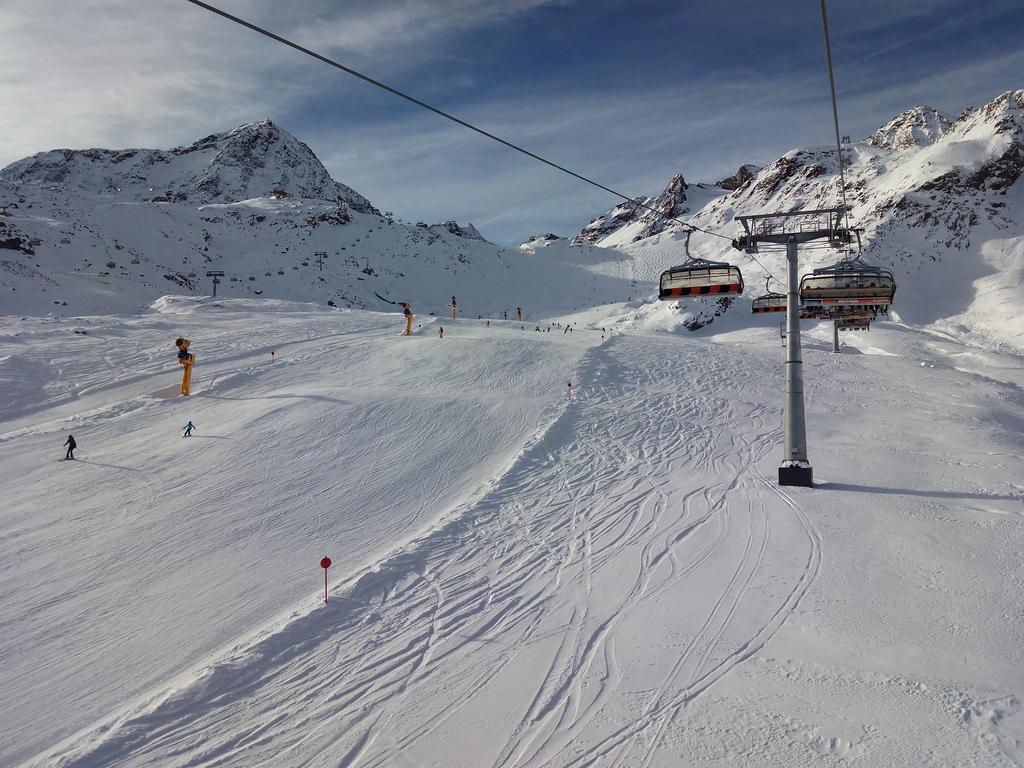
[[866, 104, 951, 150], [948, 89, 1024, 142], [0, 120, 377, 213], [572, 173, 692, 246]]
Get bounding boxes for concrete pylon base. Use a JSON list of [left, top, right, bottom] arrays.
[[779, 465, 814, 487]]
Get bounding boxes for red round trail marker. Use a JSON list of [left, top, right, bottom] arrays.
[[321, 557, 332, 603]]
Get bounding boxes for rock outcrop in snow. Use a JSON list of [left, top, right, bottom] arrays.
[[428, 221, 487, 242], [715, 164, 761, 191]]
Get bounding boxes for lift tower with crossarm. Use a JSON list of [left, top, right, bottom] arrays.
[[733, 207, 851, 487]]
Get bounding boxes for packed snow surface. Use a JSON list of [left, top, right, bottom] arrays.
[[2, 297, 1023, 767]]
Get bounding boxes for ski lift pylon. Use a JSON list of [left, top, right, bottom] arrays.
[[659, 230, 743, 300]]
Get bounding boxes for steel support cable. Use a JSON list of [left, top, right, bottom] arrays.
[[819, 0, 851, 230], [182, 0, 737, 246]]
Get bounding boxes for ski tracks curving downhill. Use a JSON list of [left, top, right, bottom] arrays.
[[34, 333, 821, 768]]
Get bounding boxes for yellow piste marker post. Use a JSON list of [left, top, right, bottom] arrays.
[[402, 303, 414, 336], [175, 338, 196, 396]]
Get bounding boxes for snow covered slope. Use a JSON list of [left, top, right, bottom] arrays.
[[2, 301, 1022, 767]]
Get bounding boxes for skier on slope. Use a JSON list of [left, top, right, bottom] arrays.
[[182, 421, 196, 438], [63, 434, 76, 460], [438, 326, 445, 339]]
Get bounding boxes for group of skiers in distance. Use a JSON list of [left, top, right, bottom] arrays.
[[61, 421, 195, 460]]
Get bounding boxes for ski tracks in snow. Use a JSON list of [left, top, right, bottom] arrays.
[[32, 334, 821, 768]]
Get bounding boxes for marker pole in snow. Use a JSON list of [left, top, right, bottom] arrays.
[[321, 556, 332, 603], [832, 320, 840, 353]]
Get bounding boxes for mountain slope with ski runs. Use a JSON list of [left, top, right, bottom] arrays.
[[1, 92, 1022, 767]]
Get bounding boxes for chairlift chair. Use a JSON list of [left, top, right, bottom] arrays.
[[751, 292, 787, 313], [659, 230, 743, 300], [836, 317, 871, 331], [800, 258, 895, 310], [752, 280, 819, 318]]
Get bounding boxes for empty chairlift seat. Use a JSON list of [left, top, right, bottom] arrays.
[[751, 292, 787, 313], [658, 230, 744, 300], [659, 259, 744, 299]]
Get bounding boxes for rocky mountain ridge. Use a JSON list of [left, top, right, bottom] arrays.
[[603, 89, 1024, 349], [0, 120, 377, 213]]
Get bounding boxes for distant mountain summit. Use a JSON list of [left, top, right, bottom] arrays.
[[866, 105, 951, 150], [0, 120, 377, 213], [573, 173, 696, 245]]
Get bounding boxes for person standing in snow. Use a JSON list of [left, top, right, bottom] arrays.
[[438, 326, 445, 339], [63, 434, 76, 460], [516, 307, 523, 321], [451, 296, 457, 320], [182, 421, 196, 438]]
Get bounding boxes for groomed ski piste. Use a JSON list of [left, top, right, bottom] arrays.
[[2, 295, 1023, 767]]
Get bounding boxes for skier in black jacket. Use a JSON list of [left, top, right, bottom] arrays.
[[64, 434, 76, 460]]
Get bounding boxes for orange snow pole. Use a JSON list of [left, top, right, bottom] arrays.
[[175, 337, 195, 396]]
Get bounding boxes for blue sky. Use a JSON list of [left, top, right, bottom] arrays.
[[3, 0, 1023, 242]]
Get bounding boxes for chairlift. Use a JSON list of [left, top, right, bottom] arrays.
[[751, 277, 785, 313], [828, 306, 876, 321], [752, 279, 819, 318], [751, 292, 787, 313], [800, 257, 895, 309], [659, 230, 744, 300], [836, 317, 871, 331]]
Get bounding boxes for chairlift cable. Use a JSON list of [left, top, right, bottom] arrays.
[[819, 0, 851, 229], [182, 0, 734, 246]]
